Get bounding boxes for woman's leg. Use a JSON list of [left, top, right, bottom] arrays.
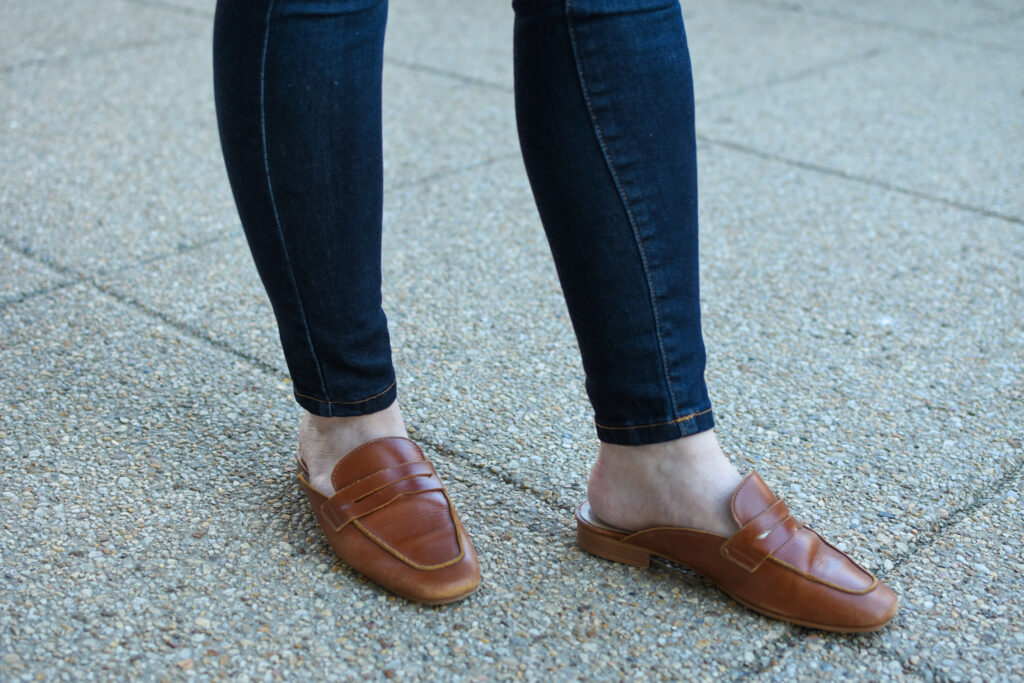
[[513, 0, 740, 534], [213, 0, 406, 493], [213, 0, 480, 604]]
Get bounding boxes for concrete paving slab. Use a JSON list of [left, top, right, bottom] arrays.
[[3, 0, 1020, 679], [697, 36, 1024, 218], [682, 0, 901, 103], [131, 0, 214, 18], [0, 244, 71, 306], [744, 0, 1022, 36], [1, 286, 802, 681], [379, 160, 592, 508], [1, 37, 516, 277], [684, 142, 1021, 573], [0, 0, 207, 71], [963, 12, 1024, 53], [752, 484, 1024, 681], [94, 157, 587, 502], [0, 37, 236, 275], [382, 65, 519, 187], [387, 0, 512, 88], [389, 0, 918, 107], [99, 232, 286, 372]]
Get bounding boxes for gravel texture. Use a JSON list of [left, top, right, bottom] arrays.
[[682, 1, 905, 104], [386, 0, 513, 88], [697, 31, 1024, 218], [748, 0, 1024, 37], [963, 13, 1024, 53], [2, 0, 1021, 680], [0, 244, 71, 306], [0, 36, 235, 276], [0, 0, 207, 71]]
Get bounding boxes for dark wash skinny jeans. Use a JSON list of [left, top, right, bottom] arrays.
[[213, 0, 714, 445]]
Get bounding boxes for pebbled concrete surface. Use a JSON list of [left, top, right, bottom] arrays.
[[2, 0, 1021, 680]]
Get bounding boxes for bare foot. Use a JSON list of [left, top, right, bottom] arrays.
[[587, 430, 742, 537], [298, 402, 408, 496]]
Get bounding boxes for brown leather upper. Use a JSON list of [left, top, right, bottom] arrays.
[[578, 471, 898, 631], [298, 437, 479, 604], [722, 473, 877, 593]]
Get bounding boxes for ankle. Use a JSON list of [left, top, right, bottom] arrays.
[[301, 403, 407, 443], [588, 430, 742, 535], [298, 403, 408, 494]]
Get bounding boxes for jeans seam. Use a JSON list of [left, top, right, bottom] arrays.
[[260, 0, 332, 405], [295, 379, 396, 406], [563, 0, 681, 420], [595, 407, 711, 431]]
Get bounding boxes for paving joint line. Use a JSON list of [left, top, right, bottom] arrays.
[[888, 450, 1023, 576], [412, 433, 578, 520], [0, 279, 82, 313], [17, 250, 582, 523], [109, 230, 239, 273], [0, 229, 238, 311], [697, 135, 1024, 226], [0, 35, 206, 75], [42, 240, 575, 521], [729, 0, 1023, 55], [0, 233, 83, 290], [88, 278, 286, 378]]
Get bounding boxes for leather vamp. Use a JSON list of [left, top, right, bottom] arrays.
[[730, 472, 876, 594], [358, 490, 461, 567], [771, 527, 876, 593]]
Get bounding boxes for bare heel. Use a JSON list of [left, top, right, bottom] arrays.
[[577, 524, 651, 568]]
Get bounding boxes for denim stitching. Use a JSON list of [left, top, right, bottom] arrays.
[[563, 0, 682, 421], [259, 0, 332, 406], [295, 379, 396, 406], [595, 407, 711, 431]]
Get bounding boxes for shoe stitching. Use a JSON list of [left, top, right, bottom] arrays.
[[351, 490, 466, 571], [768, 554, 879, 595], [327, 461, 436, 506], [301, 471, 466, 571]]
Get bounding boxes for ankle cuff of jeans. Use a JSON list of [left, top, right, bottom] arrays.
[[292, 380, 398, 418], [595, 407, 714, 446]]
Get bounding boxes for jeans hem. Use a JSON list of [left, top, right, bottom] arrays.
[[293, 379, 397, 418], [595, 407, 714, 446]]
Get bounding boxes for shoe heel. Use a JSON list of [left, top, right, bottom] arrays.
[[577, 525, 651, 568]]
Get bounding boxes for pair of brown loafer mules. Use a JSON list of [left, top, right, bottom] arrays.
[[296, 437, 897, 632]]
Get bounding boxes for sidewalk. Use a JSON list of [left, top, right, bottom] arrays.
[[1, 0, 1022, 680]]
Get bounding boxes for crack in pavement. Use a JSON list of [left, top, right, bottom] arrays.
[[697, 135, 1024, 227]]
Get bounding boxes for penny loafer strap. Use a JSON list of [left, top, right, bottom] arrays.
[[321, 462, 444, 532], [721, 498, 803, 572], [333, 461, 437, 503]]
